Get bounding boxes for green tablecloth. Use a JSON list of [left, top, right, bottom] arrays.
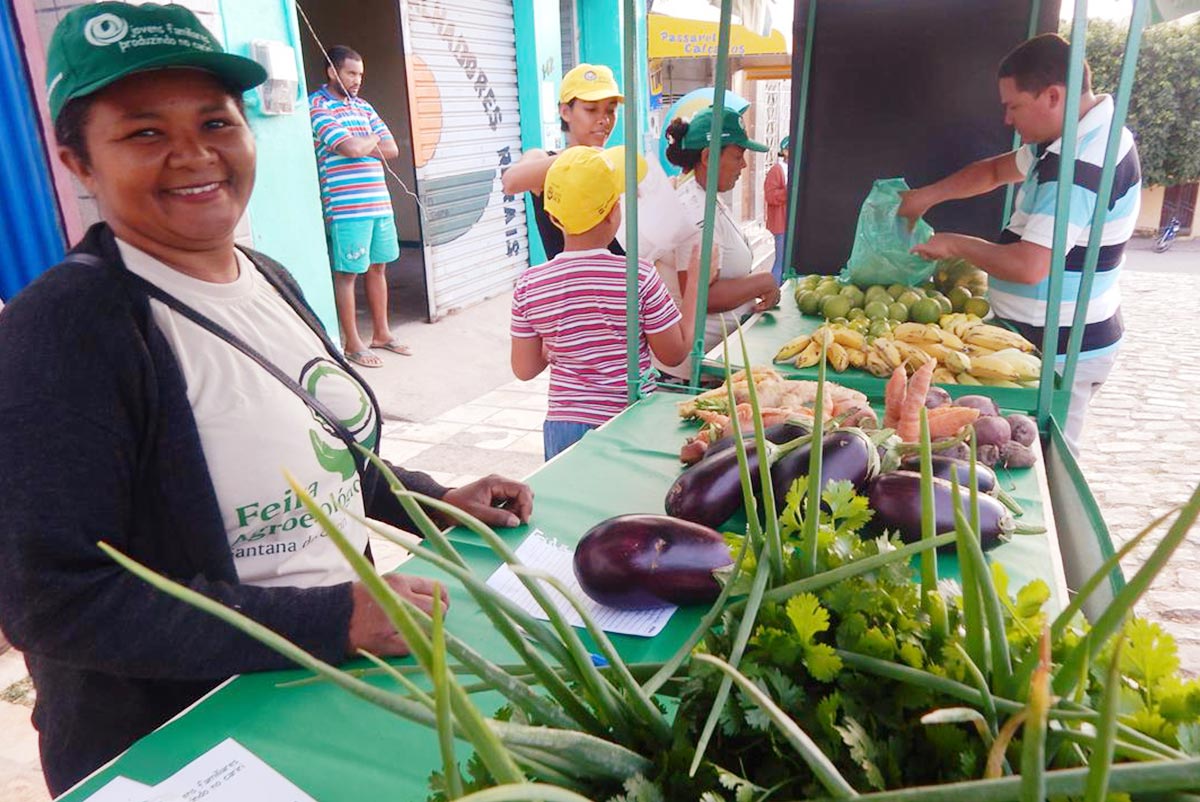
[[60, 394, 1064, 801], [704, 280, 1043, 412]]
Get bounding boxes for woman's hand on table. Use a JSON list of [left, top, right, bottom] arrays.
[[347, 575, 449, 656], [442, 474, 534, 529], [752, 275, 782, 312]]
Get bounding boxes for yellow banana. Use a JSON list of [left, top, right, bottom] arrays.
[[774, 334, 813, 362], [940, 313, 983, 341], [793, 341, 822, 369], [978, 377, 1024, 388], [965, 344, 997, 359], [864, 349, 894, 377], [892, 340, 935, 369], [918, 342, 972, 374], [810, 326, 836, 348], [893, 322, 940, 345], [989, 348, 1042, 382], [872, 337, 903, 370], [968, 353, 1022, 382], [964, 324, 1037, 353], [956, 372, 983, 385], [932, 367, 958, 384], [925, 324, 966, 350], [846, 347, 867, 369], [831, 327, 866, 351], [826, 342, 850, 372]]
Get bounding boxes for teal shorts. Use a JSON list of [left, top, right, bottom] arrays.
[[327, 215, 400, 274]]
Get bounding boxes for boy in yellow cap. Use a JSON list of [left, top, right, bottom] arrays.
[[511, 146, 702, 459], [501, 64, 626, 259]]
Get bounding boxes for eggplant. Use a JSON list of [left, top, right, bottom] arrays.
[[573, 514, 732, 609], [867, 471, 1044, 551], [665, 438, 770, 528], [897, 454, 1024, 514], [702, 421, 811, 461], [770, 429, 880, 509]]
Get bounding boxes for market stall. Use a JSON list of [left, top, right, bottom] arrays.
[[58, 393, 1069, 802]]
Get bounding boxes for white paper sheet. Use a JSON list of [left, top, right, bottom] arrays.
[[150, 738, 315, 802], [485, 530, 675, 637], [82, 777, 153, 802]]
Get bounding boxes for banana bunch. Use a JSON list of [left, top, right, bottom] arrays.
[[773, 319, 1042, 386], [939, 313, 1039, 353]]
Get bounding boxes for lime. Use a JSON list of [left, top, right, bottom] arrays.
[[821, 295, 853, 320], [800, 274, 822, 291], [932, 293, 953, 314], [948, 286, 973, 313], [816, 279, 840, 296], [869, 319, 892, 338], [798, 292, 822, 317], [831, 316, 850, 326], [910, 298, 942, 325], [963, 296, 991, 318], [839, 285, 866, 308], [897, 290, 923, 308], [864, 285, 890, 302], [864, 300, 890, 320], [847, 307, 867, 321], [887, 283, 908, 300], [888, 301, 909, 322], [849, 317, 871, 333]]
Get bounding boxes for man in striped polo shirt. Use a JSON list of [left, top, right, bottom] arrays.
[[310, 45, 409, 368], [901, 34, 1140, 454]]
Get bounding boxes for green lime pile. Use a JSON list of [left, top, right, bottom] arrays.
[[792, 274, 990, 334]]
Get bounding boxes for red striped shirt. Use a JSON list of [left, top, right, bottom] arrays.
[[511, 249, 681, 426]]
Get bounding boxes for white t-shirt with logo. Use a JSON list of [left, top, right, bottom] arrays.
[[119, 240, 374, 588]]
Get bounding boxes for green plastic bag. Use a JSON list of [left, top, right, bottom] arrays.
[[839, 178, 935, 288]]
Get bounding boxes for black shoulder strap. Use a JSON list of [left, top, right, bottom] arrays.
[[65, 251, 372, 471]]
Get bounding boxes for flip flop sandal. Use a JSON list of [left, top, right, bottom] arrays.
[[372, 340, 413, 356], [345, 349, 384, 368]]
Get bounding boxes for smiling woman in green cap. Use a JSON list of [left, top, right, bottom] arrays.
[[655, 105, 781, 379], [0, 3, 532, 793], [500, 62, 626, 259]]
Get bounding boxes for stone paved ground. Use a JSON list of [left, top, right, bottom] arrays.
[[1078, 245, 1200, 673]]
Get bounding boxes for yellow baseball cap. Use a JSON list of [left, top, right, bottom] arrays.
[[544, 146, 647, 235], [560, 63, 624, 103]]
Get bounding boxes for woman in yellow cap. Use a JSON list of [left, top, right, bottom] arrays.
[[501, 63, 625, 259], [0, 3, 532, 792]]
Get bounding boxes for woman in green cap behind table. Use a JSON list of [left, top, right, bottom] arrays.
[[657, 106, 782, 379], [501, 63, 625, 259], [0, 3, 532, 793]]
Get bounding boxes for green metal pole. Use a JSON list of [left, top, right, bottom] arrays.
[[623, 0, 640, 404], [781, 0, 817, 282], [1059, 0, 1148, 398], [1035, 0, 1089, 431], [1001, 0, 1044, 230], [687, 0, 734, 388]]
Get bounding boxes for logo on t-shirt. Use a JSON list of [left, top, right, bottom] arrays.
[[301, 358, 378, 480]]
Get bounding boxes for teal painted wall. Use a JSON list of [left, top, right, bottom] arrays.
[[513, 0, 563, 266], [217, 0, 337, 335], [577, 0, 649, 150]]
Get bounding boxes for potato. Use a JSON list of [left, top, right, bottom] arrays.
[[999, 440, 1037, 469], [954, 394, 1001, 417], [1006, 414, 1037, 447], [925, 386, 952, 409], [973, 415, 1012, 448]]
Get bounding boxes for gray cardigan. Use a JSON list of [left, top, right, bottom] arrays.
[[0, 224, 447, 794]]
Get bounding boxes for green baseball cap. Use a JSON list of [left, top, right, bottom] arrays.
[[681, 106, 769, 153], [46, 2, 267, 122], [781, 135, 791, 151]]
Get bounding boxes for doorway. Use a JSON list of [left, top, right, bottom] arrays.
[[295, 0, 431, 322], [1161, 182, 1197, 237]]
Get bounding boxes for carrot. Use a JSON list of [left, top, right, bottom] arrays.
[[883, 365, 908, 430], [897, 359, 936, 442], [927, 406, 981, 440]]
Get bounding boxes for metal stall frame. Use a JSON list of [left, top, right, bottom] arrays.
[[622, 0, 1155, 617]]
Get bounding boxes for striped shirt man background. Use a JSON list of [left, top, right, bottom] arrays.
[[991, 95, 1141, 361], [309, 86, 396, 221]]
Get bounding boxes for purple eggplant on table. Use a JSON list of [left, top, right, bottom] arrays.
[[867, 470, 1044, 551], [573, 514, 732, 609], [665, 428, 879, 529], [897, 454, 1024, 514]]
